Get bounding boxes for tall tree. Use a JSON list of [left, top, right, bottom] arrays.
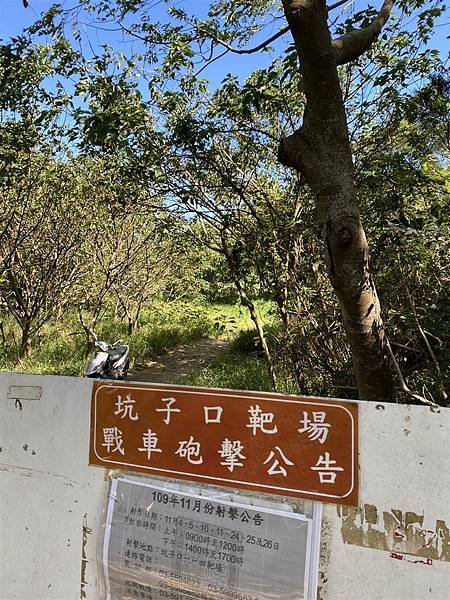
[[56, 0, 400, 400], [276, 0, 397, 400], [0, 156, 87, 357], [23, 0, 447, 401]]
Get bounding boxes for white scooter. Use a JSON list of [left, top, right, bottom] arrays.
[[85, 331, 129, 380]]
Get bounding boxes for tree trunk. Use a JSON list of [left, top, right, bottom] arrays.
[[221, 235, 278, 390], [132, 300, 143, 333], [78, 308, 97, 356], [19, 322, 32, 359], [274, 293, 305, 389], [0, 321, 6, 348], [245, 296, 278, 391], [231, 276, 278, 391], [278, 0, 395, 401]]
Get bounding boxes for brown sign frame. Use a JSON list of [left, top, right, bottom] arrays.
[[89, 381, 358, 506]]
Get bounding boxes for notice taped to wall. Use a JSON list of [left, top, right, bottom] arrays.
[[102, 478, 321, 600]]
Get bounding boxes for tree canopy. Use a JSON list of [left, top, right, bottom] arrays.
[[0, 0, 448, 403]]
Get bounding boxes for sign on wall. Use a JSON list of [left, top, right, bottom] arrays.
[[102, 478, 321, 600], [90, 382, 358, 505]]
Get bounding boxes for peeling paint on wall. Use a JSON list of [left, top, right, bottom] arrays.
[[390, 551, 433, 566], [80, 513, 92, 599], [337, 504, 450, 562]]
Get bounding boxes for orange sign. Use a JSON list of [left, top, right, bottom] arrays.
[[89, 382, 358, 506]]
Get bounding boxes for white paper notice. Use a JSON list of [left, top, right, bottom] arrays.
[[102, 478, 320, 600]]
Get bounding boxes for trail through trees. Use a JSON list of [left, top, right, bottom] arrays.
[[129, 338, 231, 384]]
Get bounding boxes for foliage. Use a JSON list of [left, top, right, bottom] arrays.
[[187, 345, 274, 392], [0, 0, 448, 403], [354, 67, 450, 403], [0, 300, 225, 376], [0, 155, 89, 356]]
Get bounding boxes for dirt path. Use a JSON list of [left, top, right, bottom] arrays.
[[128, 337, 230, 384]]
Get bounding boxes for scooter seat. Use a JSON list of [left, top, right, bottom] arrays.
[[109, 346, 128, 361]]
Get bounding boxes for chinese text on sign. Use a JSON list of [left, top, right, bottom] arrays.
[[90, 382, 358, 505]]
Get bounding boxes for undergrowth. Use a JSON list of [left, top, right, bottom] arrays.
[[186, 328, 302, 394], [0, 301, 260, 377]]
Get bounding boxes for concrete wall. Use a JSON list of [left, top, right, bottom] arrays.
[[0, 372, 449, 600]]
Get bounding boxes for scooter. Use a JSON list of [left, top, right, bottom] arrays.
[[85, 331, 129, 380]]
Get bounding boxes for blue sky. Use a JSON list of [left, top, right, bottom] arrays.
[[0, 0, 283, 86], [0, 0, 448, 87]]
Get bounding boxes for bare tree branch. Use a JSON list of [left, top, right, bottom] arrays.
[[206, 0, 352, 56], [328, 0, 353, 12], [402, 279, 447, 403], [203, 25, 290, 55], [385, 336, 439, 407], [332, 0, 394, 65]]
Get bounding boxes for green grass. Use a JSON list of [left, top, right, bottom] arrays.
[[205, 300, 275, 339], [187, 347, 307, 394], [0, 301, 221, 375], [185, 304, 280, 393], [0, 300, 274, 378], [186, 350, 273, 392], [0, 295, 321, 398], [186, 326, 301, 394]]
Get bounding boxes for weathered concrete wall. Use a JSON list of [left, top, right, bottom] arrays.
[[0, 372, 449, 599], [319, 402, 450, 600], [0, 373, 106, 599]]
